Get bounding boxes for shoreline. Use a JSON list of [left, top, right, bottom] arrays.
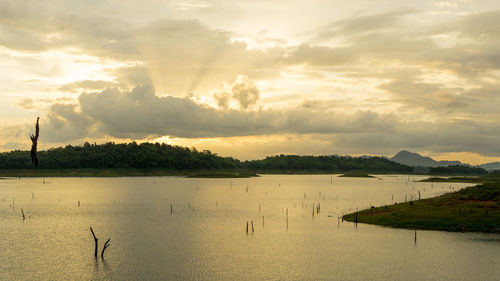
[[343, 182, 500, 233], [0, 169, 258, 178], [0, 169, 415, 178], [1, 169, 484, 178]]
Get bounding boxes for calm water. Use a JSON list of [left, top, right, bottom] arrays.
[[0, 175, 498, 280]]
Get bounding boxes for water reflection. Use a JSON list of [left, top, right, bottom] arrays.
[[0, 175, 498, 280]]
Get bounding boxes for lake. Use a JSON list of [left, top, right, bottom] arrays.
[[0, 175, 498, 280]]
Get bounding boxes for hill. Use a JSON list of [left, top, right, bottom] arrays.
[[477, 162, 500, 171], [245, 154, 412, 173], [390, 150, 462, 167]]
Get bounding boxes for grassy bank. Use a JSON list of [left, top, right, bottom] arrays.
[[0, 169, 258, 178], [419, 174, 500, 183], [343, 183, 500, 233]]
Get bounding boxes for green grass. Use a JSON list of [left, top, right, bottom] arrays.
[[339, 173, 375, 178], [343, 183, 500, 233], [0, 169, 258, 178], [420, 174, 500, 183]]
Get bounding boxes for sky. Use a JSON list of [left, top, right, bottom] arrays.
[[1, 0, 500, 164]]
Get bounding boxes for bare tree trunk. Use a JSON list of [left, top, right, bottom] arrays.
[[90, 227, 98, 258], [101, 238, 111, 259], [30, 117, 39, 168]]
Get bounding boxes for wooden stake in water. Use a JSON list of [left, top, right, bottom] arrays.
[[246, 221, 249, 234], [414, 230, 417, 244], [262, 216, 265, 226], [251, 221, 254, 233], [21, 209, 25, 220], [286, 208, 288, 230], [418, 191, 421, 200], [170, 204, 173, 214]]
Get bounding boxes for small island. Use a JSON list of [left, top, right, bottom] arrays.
[[343, 182, 500, 233], [339, 173, 375, 178]]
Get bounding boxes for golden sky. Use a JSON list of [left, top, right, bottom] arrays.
[[1, 0, 500, 165]]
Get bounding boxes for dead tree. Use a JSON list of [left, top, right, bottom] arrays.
[[101, 238, 111, 259], [90, 227, 98, 258], [30, 117, 40, 167], [90, 226, 111, 260]]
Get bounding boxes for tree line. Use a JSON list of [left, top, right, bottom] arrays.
[[0, 141, 487, 174]]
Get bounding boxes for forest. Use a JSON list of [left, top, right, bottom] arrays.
[[0, 141, 487, 174]]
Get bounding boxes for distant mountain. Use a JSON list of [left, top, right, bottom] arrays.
[[476, 162, 500, 171], [390, 150, 462, 167]]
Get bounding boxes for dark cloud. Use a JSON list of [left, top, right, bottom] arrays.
[[45, 103, 95, 141], [43, 85, 400, 140]]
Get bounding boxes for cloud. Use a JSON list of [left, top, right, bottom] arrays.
[[230, 75, 260, 109], [17, 97, 74, 111], [283, 44, 355, 66], [212, 90, 230, 109], [57, 80, 121, 93], [314, 7, 420, 41], [0, 3, 279, 96], [45, 103, 95, 141], [42, 84, 401, 140], [5, 80, 500, 161], [2, 3, 500, 162]]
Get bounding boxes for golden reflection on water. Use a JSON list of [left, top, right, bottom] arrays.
[[0, 175, 498, 280]]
